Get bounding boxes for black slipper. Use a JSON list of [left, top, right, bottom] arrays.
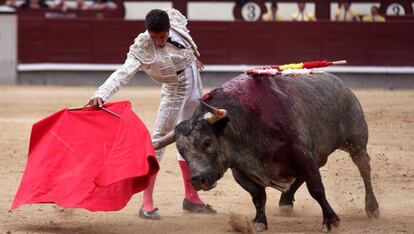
[[182, 199, 217, 215], [139, 207, 161, 220]]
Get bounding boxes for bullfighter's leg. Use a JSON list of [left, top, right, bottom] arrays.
[[175, 67, 215, 212], [294, 147, 340, 232], [349, 148, 380, 218], [141, 82, 186, 217], [232, 168, 267, 232], [279, 178, 304, 208]]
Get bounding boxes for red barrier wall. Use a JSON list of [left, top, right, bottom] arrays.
[[18, 18, 414, 66]]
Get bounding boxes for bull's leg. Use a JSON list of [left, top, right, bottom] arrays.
[[349, 149, 380, 218], [279, 178, 304, 208], [294, 149, 340, 232], [231, 169, 267, 232]]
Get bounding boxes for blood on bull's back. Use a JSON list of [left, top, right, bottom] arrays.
[[218, 73, 367, 162]]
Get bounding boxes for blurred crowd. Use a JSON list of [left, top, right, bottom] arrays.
[[262, 0, 386, 22], [1, 0, 387, 22], [4, 0, 118, 11]]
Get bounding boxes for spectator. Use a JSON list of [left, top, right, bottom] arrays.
[[89, 0, 117, 10], [5, 0, 18, 8], [75, 0, 88, 10], [291, 1, 316, 21], [363, 6, 385, 22], [20, 0, 49, 8], [53, 0, 68, 11], [335, 0, 360, 22], [262, 2, 283, 21], [238, 0, 248, 6], [337, 0, 343, 10]]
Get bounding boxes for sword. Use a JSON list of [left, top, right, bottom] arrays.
[[100, 107, 122, 118], [68, 106, 122, 118]]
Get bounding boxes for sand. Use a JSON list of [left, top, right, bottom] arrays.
[[1, 85, 413, 234]]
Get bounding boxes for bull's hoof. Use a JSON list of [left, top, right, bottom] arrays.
[[366, 207, 380, 219], [322, 225, 329, 233], [254, 222, 267, 232], [321, 217, 340, 233]]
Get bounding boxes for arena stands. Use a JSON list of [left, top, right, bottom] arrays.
[[0, 0, 413, 86]]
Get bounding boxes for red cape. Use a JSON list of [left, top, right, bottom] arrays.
[[11, 101, 159, 211]]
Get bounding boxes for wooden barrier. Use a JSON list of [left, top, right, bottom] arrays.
[[18, 18, 414, 66], [0, 8, 17, 84]]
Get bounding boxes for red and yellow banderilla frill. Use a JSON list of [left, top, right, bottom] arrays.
[[246, 60, 347, 76]]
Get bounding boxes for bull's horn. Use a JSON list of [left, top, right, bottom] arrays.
[[200, 100, 227, 124], [153, 131, 176, 150]]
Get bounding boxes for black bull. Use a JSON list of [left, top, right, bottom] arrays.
[[154, 73, 380, 232]]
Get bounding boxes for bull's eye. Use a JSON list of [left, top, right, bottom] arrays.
[[202, 139, 212, 150]]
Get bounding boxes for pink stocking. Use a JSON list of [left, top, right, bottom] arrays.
[[179, 160, 204, 205], [141, 172, 157, 212]]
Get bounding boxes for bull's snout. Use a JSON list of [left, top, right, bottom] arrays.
[[190, 172, 216, 191]]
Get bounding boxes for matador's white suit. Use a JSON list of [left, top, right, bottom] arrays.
[[94, 8, 202, 161]]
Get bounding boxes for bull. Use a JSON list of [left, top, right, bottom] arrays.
[[154, 72, 380, 232]]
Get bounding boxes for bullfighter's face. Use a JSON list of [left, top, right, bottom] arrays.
[[149, 30, 169, 48], [175, 119, 228, 191]]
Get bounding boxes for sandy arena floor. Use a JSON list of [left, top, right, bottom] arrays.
[[0, 85, 413, 234]]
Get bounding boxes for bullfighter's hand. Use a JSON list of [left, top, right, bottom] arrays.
[[196, 60, 204, 71], [86, 97, 104, 109]]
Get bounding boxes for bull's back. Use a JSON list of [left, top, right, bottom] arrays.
[[220, 73, 367, 157], [278, 73, 368, 156]]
